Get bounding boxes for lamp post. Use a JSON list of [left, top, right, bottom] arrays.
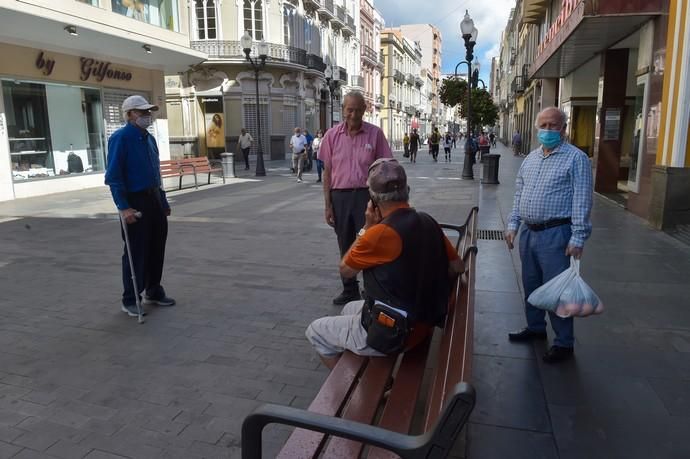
[[388, 94, 396, 149], [241, 31, 268, 177], [459, 10, 478, 180], [324, 58, 340, 127]]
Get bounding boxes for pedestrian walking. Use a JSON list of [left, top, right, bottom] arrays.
[[452, 133, 457, 149], [290, 127, 308, 183], [409, 128, 420, 163], [237, 128, 253, 170], [320, 91, 393, 306], [505, 107, 593, 364], [304, 129, 314, 172], [105, 95, 176, 318], [489, 131, 496, 147], [313, 129, 324, 182], [443, 132, 453, 162], [512, 129, 522, 156], [430, 127, 440, 161]]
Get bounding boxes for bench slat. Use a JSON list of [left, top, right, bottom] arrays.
[[366, 338, 432, 459], [277, 353, 368, 459], [321, 356, 396, 458]]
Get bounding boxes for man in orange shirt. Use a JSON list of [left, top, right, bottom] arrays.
[[306, 159, 464, 368]]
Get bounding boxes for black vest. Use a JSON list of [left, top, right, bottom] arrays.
[[363, 208, 450, 327]]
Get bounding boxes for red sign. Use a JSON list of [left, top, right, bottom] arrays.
[[537, 0, 581, 56]]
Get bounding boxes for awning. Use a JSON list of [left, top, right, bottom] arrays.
[[0, 5, 206, 73], [530, 0, 665, 79]]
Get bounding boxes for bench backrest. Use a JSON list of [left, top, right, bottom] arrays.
[[160, 160, 183, 177], [179, 157, 218, 173]]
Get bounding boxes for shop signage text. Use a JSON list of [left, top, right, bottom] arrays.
[[35, 52, 55, 76], [80, 58, 132, 82], [537, 0, 580, 56]]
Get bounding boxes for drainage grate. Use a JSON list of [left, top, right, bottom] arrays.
[[478, 229, 505, 240]]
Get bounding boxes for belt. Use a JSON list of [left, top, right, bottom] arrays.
[[525, 218, 571, 232], [128, 187, 159, 197], [331, 187, 368, 192]]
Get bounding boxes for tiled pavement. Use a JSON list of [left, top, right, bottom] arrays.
[[1, 143, 689, 458]]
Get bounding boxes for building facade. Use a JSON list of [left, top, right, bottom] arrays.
[[167, 0, 359, 161], [359, 0, 384, 127], [499, 0, 690, 230], [0, 0, 204, 202]]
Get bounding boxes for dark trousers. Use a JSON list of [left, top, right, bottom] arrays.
[[331, 188, 369, 293], [121, 191, 168, 306], [316, 159, 324, 180], [241, 147, 251, 169]]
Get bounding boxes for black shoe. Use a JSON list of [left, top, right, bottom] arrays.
[[508, 328, 547, 342], [316, 179, 322, 183], [332, 290, 361, 306], [543, 345, 574, 363]]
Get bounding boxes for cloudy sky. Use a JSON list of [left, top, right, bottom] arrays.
[[374, 0, 516, 82]]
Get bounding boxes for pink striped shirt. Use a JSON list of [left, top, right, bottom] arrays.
[[320, 121, 393, 189]]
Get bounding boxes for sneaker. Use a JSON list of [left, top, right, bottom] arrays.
[[121, 304, 147, 317], [297, 178, 303, 183], [332, 290, 361, 306], [142, 296, 176, 307]]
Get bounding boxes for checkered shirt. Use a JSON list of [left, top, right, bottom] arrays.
[[507, 141, 593, 247]]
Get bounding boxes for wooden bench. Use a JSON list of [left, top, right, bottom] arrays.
[[159, 157, 225, 191], [241, 206, 479, 459]]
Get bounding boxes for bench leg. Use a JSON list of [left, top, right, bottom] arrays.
[[178, 175, 182, 190]]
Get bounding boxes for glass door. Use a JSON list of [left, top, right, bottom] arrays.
[[627, 74, 649, 193]]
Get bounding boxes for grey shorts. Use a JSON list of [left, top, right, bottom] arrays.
[[305, 300, 386, 358]]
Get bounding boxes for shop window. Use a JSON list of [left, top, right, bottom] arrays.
[[194, 0, 218, 40], [244, 0, 264, 41], [111, 0, 180, 32], [2, 80, 106, 181]]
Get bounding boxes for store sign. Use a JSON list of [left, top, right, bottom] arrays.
[[80, 58, 132, 82], [537, 0, 581, 56], [35, 51, 55, 76]]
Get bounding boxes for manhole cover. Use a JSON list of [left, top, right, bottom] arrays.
[[478, 229, 505, 240]]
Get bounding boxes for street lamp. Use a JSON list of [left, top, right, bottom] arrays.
[[459, 10, 478, 179], [388, 94, 396, 149], [241, 31, 268, 177], [324, 57, 340, 127]]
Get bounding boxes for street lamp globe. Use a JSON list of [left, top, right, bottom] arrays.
[[324, 65, 332, 80], [240, 31, 252, 54], [258, 39, 268, 59], [460, 10, 474, 37]]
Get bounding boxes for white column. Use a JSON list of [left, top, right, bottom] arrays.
[[670, 0, 690, 167], [216, 0, 223, 39]]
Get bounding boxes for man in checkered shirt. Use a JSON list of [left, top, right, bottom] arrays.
[[504, 107, 593, 364]]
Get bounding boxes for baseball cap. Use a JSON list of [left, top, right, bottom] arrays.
[[367, 158, 407, 193], [121, 95, 159, 113]]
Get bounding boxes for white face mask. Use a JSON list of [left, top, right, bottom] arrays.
[[135, 115, 152, 129]]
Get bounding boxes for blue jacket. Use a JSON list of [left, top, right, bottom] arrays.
[[105, 123, 169, 211]]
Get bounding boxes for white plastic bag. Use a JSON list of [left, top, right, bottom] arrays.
[[527, 257, 604, 318]]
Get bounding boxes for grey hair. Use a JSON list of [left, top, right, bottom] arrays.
[[369, 186, 410, 203], [534, 107, 568, 129], [343, 90, 367, 108]]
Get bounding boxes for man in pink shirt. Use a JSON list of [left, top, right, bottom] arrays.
[[319, 91, 393, 305]]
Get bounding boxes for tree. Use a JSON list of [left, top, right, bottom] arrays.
[[439, 78, 499, 130]]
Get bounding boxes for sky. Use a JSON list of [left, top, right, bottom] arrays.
[[374, 0, 516, 85]]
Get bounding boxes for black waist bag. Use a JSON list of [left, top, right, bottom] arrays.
[[361, 300, 409, 355]]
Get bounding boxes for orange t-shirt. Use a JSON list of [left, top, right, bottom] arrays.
[[343, 205, 459, 348]]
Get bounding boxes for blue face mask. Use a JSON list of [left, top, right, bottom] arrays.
[[537, 129, 562, 148]]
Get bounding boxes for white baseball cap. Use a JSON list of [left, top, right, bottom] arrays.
[[121, 95, 159, 113]]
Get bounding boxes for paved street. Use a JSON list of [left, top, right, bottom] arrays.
[[1, 143, 689, 458]]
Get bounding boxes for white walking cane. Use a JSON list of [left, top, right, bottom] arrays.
[[119, 210, 145, 324]]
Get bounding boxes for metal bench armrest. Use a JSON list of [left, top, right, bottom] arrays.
[[241, 382, 475, 459]]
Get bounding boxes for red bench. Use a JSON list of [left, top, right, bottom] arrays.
[[242, 207, 479, 459]]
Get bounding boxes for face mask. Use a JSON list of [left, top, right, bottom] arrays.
[[537, 129, 561, 148], [135, 115, 152, 129]]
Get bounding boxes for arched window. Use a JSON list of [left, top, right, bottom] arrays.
[[194, 0, 217, 40], [244, 0, 264, 41], [283, 4, 295, 46]]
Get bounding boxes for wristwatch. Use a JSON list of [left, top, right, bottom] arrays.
[[357, 227, 366, 237]]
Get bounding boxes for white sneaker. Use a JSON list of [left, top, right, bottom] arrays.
[[297, 178, 303, 183]]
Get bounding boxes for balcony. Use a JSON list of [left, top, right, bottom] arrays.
[[337, 66, 348, 83], [350, 75, 364, 88], [360, 0, 374, 20], [332, 5, 346, 28], [307, 54, 326, 72], [396, 102, 402, 111], [376, 94, 385, 106], [405, 105, 416, 116], [393, 69, 405, 83], [191, 41, 307, 66], [342, 14, 355, 37], [511, 76, 526, 94], [303, 0, 322, 13], [319, 0, 335, 22], [362, 45, 378, 67], [415, 76, 424, 87], [347, 14, 355, 31], [406, 73, 415, 85]]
